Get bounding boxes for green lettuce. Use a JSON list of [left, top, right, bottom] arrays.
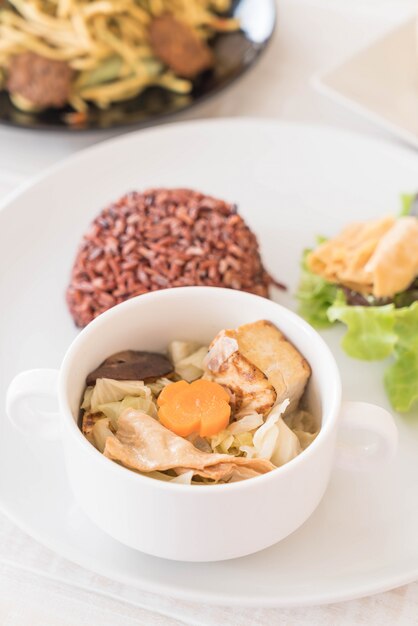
[[297, 250, 338, 328], [297, 260, 418, 413], [399, 193, 416, 216], [327, 294, 397, 360], [384, 303, 418, 412]]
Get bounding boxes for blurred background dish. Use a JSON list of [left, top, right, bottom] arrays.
[[314, 19, 418, 150], [0, 0, 276, 131]]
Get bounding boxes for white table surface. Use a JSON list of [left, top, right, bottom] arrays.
[[1, 1, 418, 623]]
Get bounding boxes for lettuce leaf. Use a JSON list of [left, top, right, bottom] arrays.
[[297, 250, 338, 328], [400, 193, 416, 216], [327, 297, 418, 411], [328, 294, 398, 360], [300, 272, 418, 412], [384, 302, 418, 412], [297, 205, 418, 412]]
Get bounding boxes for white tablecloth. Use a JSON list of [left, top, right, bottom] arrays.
[[1, 1, 418, 623]]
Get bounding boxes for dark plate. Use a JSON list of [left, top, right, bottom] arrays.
[[0, 0, 276, 131]]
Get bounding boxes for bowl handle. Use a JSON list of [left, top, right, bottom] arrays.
[[335, 401, 398, 472], [6, 369, 61, 440]]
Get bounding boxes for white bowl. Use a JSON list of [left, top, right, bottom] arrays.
[[6, 287, 397, 561]]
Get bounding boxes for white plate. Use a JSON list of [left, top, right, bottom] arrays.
[[314, 19, 418, 150], [1, 120, 418, 607]]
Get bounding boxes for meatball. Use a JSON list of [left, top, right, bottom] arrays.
[[149, 15, 214, 79], [7, 52, 74, 108]]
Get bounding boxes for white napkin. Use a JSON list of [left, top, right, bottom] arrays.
[[1, 512, 418, 626]]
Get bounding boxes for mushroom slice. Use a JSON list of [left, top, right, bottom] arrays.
[[86, 350, 173, 385]]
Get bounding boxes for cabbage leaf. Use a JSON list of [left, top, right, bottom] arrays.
[[240, 399, 302, 466], [168, 342, 208, 382], [90, 378, 151, 413], [99, 395, 157, 429]]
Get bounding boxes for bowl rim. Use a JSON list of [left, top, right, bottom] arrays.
[[59, 286, 342, 491]]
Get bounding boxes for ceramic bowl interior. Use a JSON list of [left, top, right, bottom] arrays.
[[61, 286, 340, 473]]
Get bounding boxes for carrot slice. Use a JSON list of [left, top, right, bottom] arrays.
[[198, 398, 231, 437], [158, 401, 201, 437], [157, 379, 231, 437], [157, 380, 188, 407], [189, 379, 230, 403]]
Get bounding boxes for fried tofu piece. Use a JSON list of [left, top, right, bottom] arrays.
[[204, 331, 277, 417], [235, 320, 311, 414], [205, 321, 311, 416]]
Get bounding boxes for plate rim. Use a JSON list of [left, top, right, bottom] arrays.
[[0, 494, 417, 608], [1, 118, 418, 607], [1, 116, 418, 215]]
